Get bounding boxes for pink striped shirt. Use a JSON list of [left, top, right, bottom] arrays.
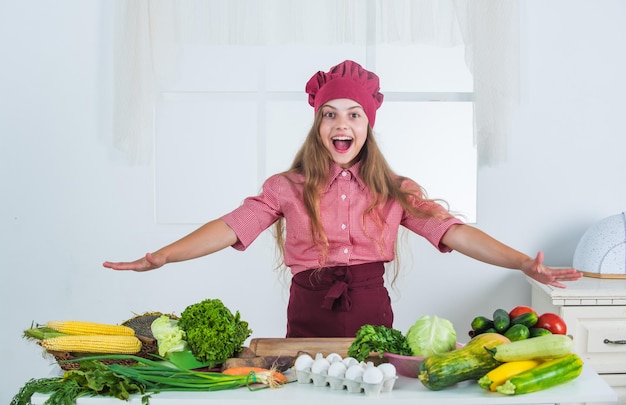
[[221, 162, 463, 274]]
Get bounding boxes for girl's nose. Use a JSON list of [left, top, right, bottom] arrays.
[[336, 116, 348, 129]]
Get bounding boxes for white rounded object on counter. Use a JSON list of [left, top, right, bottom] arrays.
[[294, 353, 314, 371], [573, 212, 626, 277], [325, 352, 343, 364], [327, 361, 347, 378], [311, 357, 331, 374], [345, 363, 365, 381], [362, 363, 384, 384], [377, 363, 397, 379], [342, 356, 359, 368]]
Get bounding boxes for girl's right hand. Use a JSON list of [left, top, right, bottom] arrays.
[[102, 252, 165, 272]]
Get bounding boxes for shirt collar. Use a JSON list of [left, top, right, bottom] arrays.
[[325, 161, 367, 191]]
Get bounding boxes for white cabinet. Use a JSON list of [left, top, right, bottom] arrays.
[[528, 276, 626, 405]]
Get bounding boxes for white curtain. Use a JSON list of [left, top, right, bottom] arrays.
[[113, 0, 519, 166]]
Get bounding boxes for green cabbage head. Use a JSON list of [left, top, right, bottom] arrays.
[[405, 315, 457, 357]]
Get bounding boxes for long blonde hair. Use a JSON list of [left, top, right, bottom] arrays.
[[273, 109, 451, 284]]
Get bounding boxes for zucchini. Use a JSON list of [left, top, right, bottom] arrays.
[[471, 316, 494, 334], [510, 312, 538, 328], [503, 324, 530, 342], [493, 309, 510, 333], [477, 359, 541, 391], [486, 334, 573, 362], [418, 333, 510, 391], [496, 353, 583, 395]]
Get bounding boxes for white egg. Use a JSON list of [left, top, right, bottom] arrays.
[[325, 352, 343, 364], [310, 357, 331, 374], [327, 361, 347, 378], [344, 364, 365, 381], [294, 353, 314, 371], [362, 365, 384, 384], [342, 356, 359, 368], [377, 363, 397, 378]]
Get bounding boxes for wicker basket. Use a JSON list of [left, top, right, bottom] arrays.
[[47, 335, 158, 371], [48, 313, 174, 370]]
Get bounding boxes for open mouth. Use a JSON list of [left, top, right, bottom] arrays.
[[332, 136, 353, 152]]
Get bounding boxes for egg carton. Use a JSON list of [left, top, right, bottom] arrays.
[[296, 355, 398, 396]]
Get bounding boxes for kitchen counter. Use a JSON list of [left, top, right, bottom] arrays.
[[31, 363, 617, 405]]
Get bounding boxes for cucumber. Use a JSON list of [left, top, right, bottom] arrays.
[[496, 353, 583, 395], [493, 309, 511, 333], [471, 316, 494, 334], [529, 327, 552, 338], [503, 324, 530, 342], [485, 334, 573, 362], [510, 312, 538, 328], [472, 327, 497, 337]]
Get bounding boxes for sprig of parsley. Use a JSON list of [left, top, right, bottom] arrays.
[[347, 324, 413, 361]]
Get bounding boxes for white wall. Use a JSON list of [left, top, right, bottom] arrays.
[[2, 0, 626, 402]]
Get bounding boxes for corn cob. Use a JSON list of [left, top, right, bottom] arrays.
[[40, 335, 142, 354], [46, 320, 135, 336]]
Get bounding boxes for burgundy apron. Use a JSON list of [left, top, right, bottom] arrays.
[[286, 262, 393, 337]]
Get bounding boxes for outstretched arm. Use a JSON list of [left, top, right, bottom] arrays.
[[440, 223, 582, 288], [102, 219, 238, 272]]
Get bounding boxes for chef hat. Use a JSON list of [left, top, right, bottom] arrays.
[[305, 60, 384, 128]]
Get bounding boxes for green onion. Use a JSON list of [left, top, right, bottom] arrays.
[[66, 355, 279, 392]]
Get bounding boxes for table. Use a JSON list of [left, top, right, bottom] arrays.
[[31, 363, 617, 405]]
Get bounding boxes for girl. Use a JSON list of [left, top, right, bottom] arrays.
[[103, 60, 581, 337]]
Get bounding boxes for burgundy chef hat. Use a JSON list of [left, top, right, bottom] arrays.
[[305, 60, 384, 128]]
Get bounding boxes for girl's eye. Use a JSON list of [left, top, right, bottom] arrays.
[[323, 111, 335, 118], [350, 112, 360, 118]]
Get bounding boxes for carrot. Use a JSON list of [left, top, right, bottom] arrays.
[[222, 367, 288, 385]]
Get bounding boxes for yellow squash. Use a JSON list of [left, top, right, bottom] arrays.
[[478, 359, 542, 391]]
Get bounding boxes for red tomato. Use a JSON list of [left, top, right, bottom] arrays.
[[536, 312, 567, 335], [509, 305, 537, 319]]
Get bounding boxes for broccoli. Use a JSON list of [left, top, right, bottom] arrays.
[[177, 298, 252, 365]]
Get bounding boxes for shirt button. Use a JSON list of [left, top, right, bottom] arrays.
[[342, 171, 347, 177], [343, 248, 349, 254], [341, 194, 347, 200], [341, 224, 346, 230]]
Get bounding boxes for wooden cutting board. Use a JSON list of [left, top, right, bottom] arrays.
[[248, 337, 354, 358]]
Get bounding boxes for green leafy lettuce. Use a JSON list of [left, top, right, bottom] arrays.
[[177, 298, 252, 365], [150, 315, 188, 357]]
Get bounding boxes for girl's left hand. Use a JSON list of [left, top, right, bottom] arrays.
[[522, 251, 583, 288]]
